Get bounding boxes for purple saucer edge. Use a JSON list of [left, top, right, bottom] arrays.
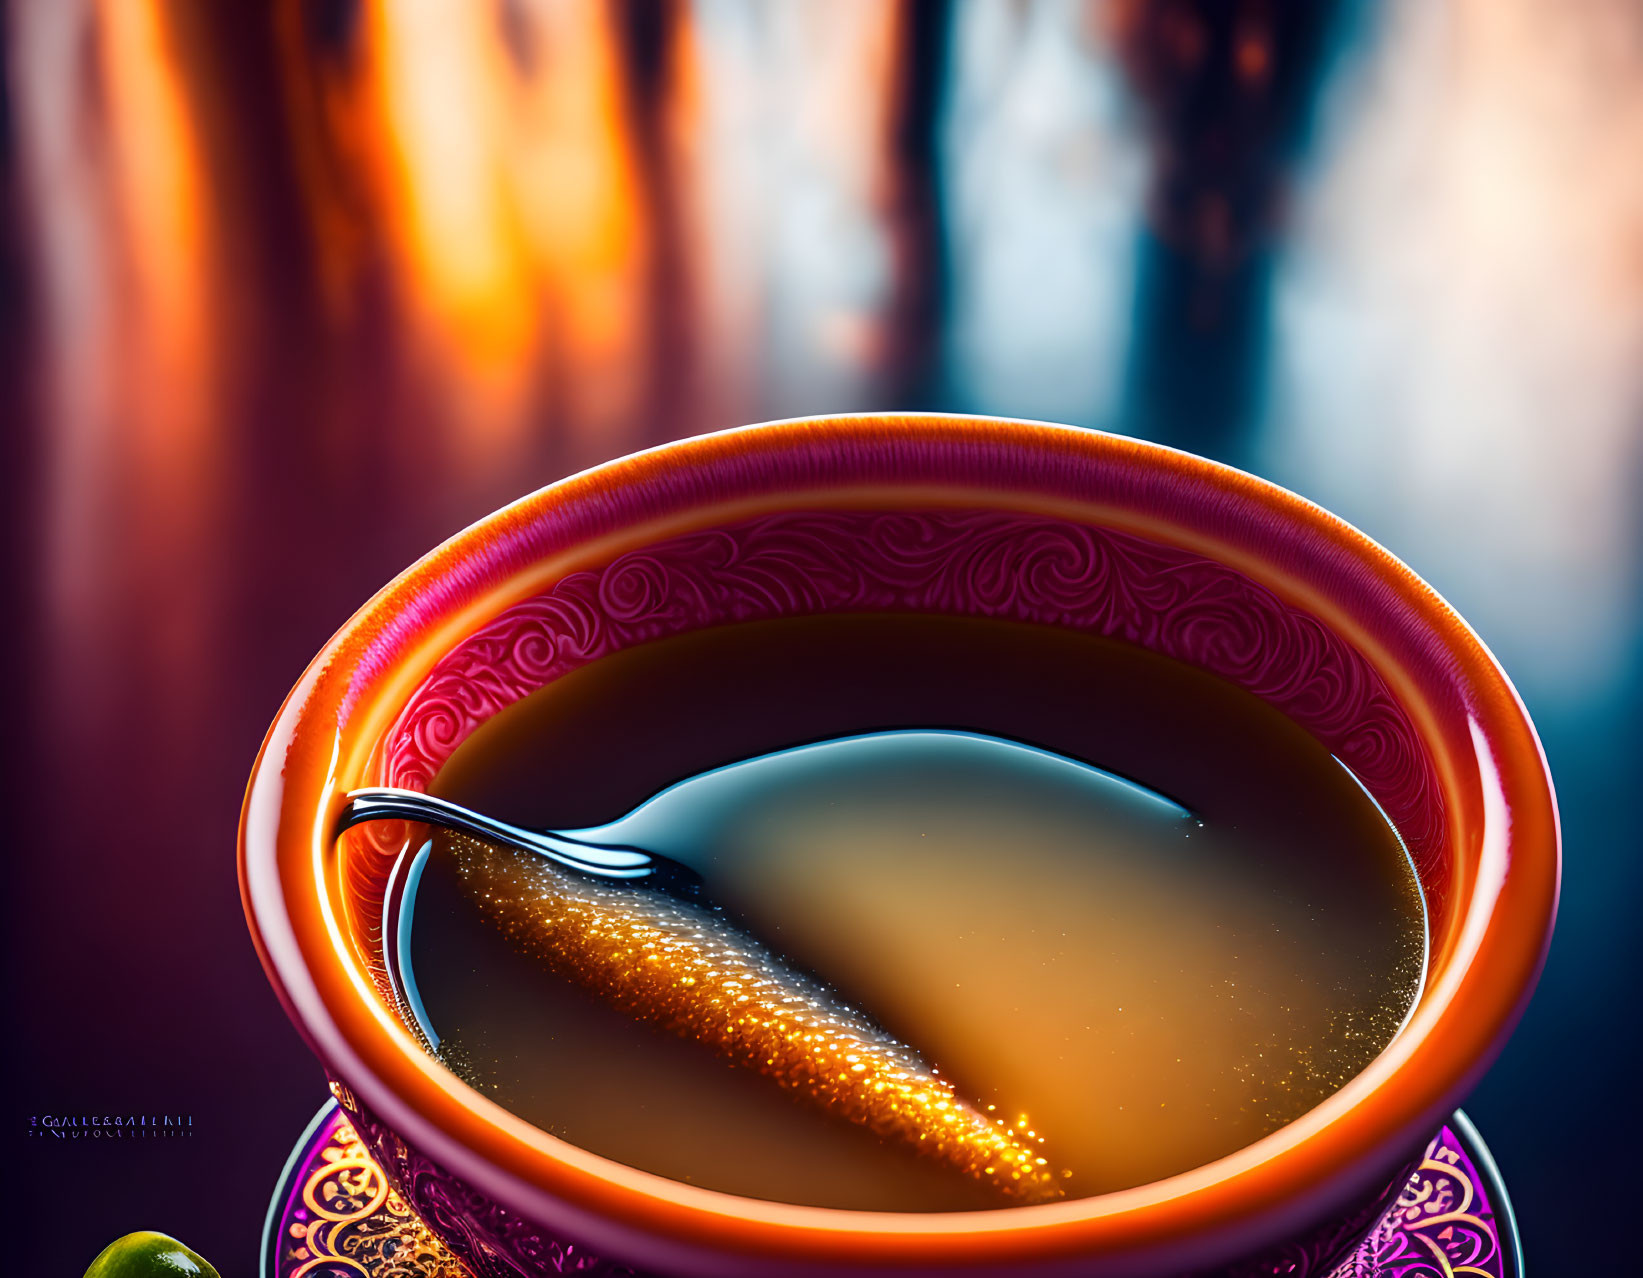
[[261, 1102, 1521, 1278]]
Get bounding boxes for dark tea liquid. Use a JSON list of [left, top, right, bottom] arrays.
[[405, 614, 1425, 1210]]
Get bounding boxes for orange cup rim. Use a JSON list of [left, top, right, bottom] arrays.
[[240, 413, 1559, 1275]]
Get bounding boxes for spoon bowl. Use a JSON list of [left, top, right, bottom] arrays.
[[337, 728, 1192, 883]]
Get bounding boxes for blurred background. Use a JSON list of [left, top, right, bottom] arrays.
[[5, 0, 1639, 1271]]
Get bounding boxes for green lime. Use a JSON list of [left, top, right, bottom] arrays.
[[83, 1232, 220, 1278]]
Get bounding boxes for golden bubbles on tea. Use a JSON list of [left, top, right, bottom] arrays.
[[445, 831, 1064, 1204]]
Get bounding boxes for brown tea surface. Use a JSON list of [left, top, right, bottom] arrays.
[[411, 614, 1425, 1210]]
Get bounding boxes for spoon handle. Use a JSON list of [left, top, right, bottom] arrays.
[[337, 788, 657, 879]]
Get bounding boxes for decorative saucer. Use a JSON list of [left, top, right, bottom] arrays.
[[262, 1102, 1521, 1277]]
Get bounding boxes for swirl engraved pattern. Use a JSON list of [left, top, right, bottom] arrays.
[[376, 509, 1444, 882], [301, 1086, 1506, 1278]]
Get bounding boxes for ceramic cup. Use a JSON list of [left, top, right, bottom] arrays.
[[240, 415, 1558, 1277]]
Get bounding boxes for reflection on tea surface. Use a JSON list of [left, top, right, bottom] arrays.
[[401, 614, 1425, 1210]]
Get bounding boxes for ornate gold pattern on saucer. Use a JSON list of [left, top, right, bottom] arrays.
[[265, 1102, 468, 1277], [264, 1102, 1520, 1277]]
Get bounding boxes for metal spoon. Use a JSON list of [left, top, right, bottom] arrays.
[[336, 787, 666, 880], [343, 730, 1194, 1052], [335, 729, 1191, 886]]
